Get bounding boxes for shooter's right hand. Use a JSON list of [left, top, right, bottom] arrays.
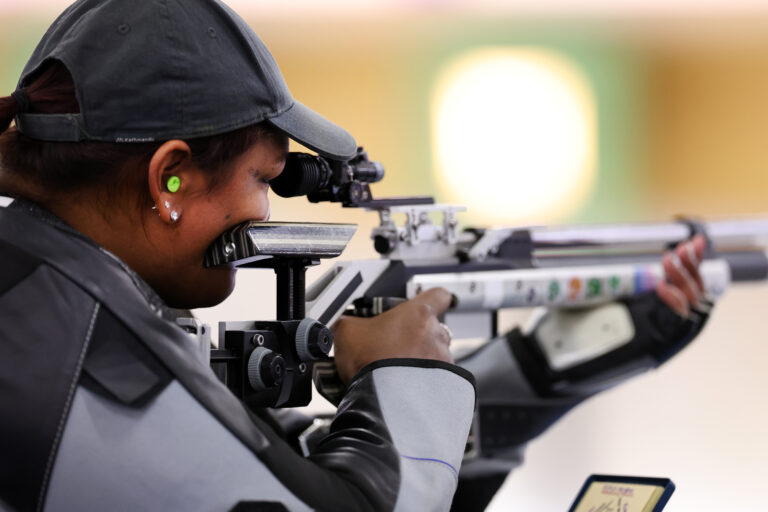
[[331, 288, 454, 385]]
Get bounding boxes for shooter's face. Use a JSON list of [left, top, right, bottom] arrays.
[[157, 135, 288, 309]]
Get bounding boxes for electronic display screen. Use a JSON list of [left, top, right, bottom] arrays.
[[569, 475, 675, 512]]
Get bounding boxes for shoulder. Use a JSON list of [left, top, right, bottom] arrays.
[[0, 206, 282, 510]]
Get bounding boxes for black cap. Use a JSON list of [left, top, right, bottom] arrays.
[[14, 0, 357, 161]]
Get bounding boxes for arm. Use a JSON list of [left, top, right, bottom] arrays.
[[451, 237, 709, 511], [41, 288, 474, 512]]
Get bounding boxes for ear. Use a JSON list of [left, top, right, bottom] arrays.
[[147, 140, 199, 225]]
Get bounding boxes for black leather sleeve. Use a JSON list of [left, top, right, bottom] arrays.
[[79, 308, 401, 512], [256, 360, 476, 512], [250, 370, 400, 512]]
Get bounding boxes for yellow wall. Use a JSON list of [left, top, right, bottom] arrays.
[[645, 42, 768, 216]]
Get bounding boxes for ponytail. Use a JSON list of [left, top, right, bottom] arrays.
[[0, 89, 25, 133], [0, 61, 80, 134]]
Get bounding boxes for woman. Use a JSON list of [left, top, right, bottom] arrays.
[[0, 1, 473, 511], [0, 1, 707, 511]]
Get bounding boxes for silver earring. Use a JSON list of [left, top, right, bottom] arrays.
[[164, 201, 171, 209], [151, 204, 158, 211], [170, 210, 180, 222]]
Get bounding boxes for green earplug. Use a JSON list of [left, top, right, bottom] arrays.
[[167, 175, 181, 193]]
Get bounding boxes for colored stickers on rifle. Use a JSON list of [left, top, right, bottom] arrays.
[[609, 276, 620, 293], [548, 281, 560, 301], [634, 267, 658, 293], [569, 278, 581, 299], [586, 278, 602, 298]]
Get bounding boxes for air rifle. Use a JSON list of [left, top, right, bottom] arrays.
[[200, 147, 768, 411]]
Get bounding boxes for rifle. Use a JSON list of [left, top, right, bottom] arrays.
[[199, 147, 768, 412]]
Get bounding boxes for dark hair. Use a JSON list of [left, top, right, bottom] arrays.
[[0, 61, 282, 203]]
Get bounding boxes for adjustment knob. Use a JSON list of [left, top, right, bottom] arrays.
[[374, 234, 396, 255], [346, 181, 364, 206], [295, 317, 334, 362], [247, 347, 285, 392]]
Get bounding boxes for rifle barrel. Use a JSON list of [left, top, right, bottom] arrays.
[[529, 217, 768, 254]]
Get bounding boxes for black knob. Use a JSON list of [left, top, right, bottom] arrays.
[[247, 347, 285, 391], [374, 234, 395, 255], [345, 181, 364, 205], [295, 317, 334, 361]]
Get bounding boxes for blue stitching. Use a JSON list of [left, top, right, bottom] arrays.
[[402, 455, 458, 476]]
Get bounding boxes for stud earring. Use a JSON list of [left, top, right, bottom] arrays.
[[170, 210, 180, 222], [164, 200, 170, 209]]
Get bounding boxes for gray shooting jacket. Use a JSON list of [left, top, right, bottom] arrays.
[[0, 201, 476, 512]]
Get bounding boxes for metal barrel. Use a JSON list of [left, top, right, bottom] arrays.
[[524, 217, 768, 283], [529, 217, 768, 253]]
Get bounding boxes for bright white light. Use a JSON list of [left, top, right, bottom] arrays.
[[431, 47, 597, 225]]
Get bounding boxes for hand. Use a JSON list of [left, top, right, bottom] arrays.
[[656, 234, 708, 318], [331, 288, 454, 384]]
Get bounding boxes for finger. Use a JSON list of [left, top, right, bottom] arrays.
[[691, 234, 707, 261], [675, 238, 705, 292], [676, 242, 704, 294], [412, 287, 454, 316], [663, 251, 703, 306], [664, 250, 702, 304], [656, 280, 690, 318]]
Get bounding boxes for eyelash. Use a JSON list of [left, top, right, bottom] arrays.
[[250, 170, 270, 186]]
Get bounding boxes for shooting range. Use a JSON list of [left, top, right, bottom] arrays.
[[1, 0, 767, 509]]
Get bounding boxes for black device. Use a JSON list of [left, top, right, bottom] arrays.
[[270, 146, 433, 208], [569, 475, 675, 512]]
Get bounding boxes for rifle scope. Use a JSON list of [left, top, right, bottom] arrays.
[[270, 147, 384, 207]]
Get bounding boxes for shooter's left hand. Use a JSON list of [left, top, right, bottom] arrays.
[[655, 234, 708, 317]]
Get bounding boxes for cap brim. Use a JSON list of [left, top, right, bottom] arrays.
[[268, 101, 357, 161]]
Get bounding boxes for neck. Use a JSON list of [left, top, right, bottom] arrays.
[[43, 190, 167, 291]]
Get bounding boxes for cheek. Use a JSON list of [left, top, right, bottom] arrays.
[[255, 202, 270, 221], [236, 191, 270, 221]]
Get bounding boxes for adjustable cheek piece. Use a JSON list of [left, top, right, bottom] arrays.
[[203, 221, 356, 409]]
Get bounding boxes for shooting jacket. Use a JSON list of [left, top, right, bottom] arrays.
[[0, 202, 476, 512]]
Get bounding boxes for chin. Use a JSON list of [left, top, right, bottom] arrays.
[[166, 267, 236, 309]]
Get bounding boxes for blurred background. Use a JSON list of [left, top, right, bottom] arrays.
[[2, 0, 767, 509]]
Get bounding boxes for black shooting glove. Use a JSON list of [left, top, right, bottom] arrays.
[[452, 292, 711, 512], [511, 292, 711, 398]]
